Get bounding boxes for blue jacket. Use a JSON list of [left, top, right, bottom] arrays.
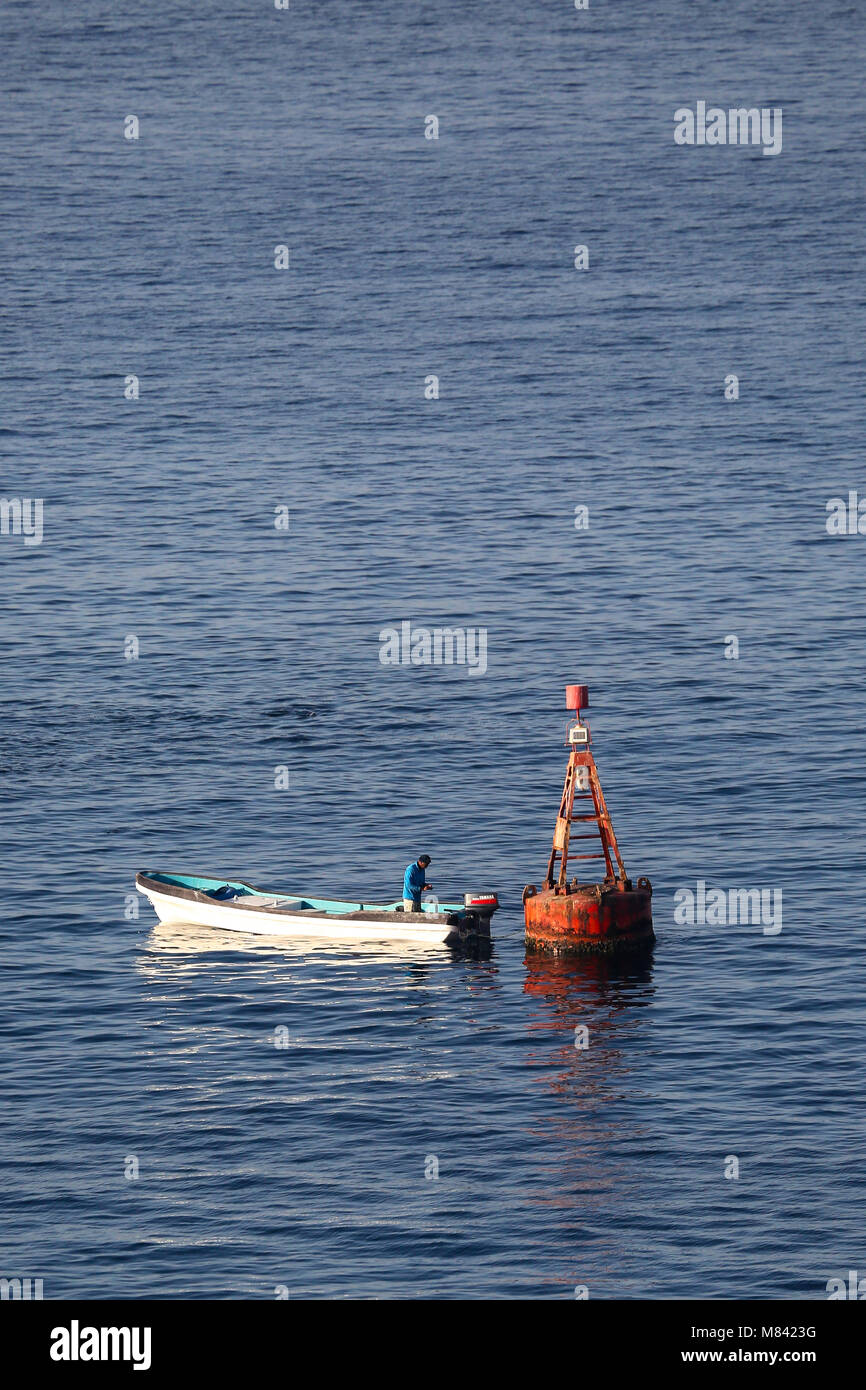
[[403, 861, 427, 903]]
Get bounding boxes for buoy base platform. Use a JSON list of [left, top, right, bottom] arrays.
[[523, 880, 654, 955]]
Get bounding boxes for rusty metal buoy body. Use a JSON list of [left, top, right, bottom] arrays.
[[524, 685, 654, 954]]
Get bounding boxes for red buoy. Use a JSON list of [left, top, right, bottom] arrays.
[[524, 685, 653, 954]]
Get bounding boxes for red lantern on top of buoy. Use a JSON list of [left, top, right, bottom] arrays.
[[565, 684, 589, 713], [523, 685, 654, 954]]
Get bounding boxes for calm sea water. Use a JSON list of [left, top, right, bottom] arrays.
[[2, 0, 865, 1299]]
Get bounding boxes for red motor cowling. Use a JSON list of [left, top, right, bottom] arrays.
[[464, 893, 499, 914]]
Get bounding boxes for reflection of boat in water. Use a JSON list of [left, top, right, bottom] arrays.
[[136, 871, 499, 947], [143, 917, 459, 962]]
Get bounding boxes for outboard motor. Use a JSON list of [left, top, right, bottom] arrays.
[[445, 893, 499, 945]]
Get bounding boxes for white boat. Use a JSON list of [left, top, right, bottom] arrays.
[[136, 871, 499, 945]]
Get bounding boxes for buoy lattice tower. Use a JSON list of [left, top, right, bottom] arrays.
[[523, 685, 654, 954], [545, 684, 627, 888]]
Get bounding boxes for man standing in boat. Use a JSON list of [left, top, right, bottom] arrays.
[[403, 855, 432, 912]]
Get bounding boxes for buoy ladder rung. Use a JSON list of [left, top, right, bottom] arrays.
[[544, 750, 627, 889]]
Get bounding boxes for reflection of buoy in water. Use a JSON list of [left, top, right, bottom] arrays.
[[522, 949, 654, 1007], [523, 684, 654, 954]]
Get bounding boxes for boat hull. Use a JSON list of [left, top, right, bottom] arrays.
[[136, 873, 491, 945]]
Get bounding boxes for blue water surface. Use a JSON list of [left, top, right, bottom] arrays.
[[1, 0, 864, 1298]]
